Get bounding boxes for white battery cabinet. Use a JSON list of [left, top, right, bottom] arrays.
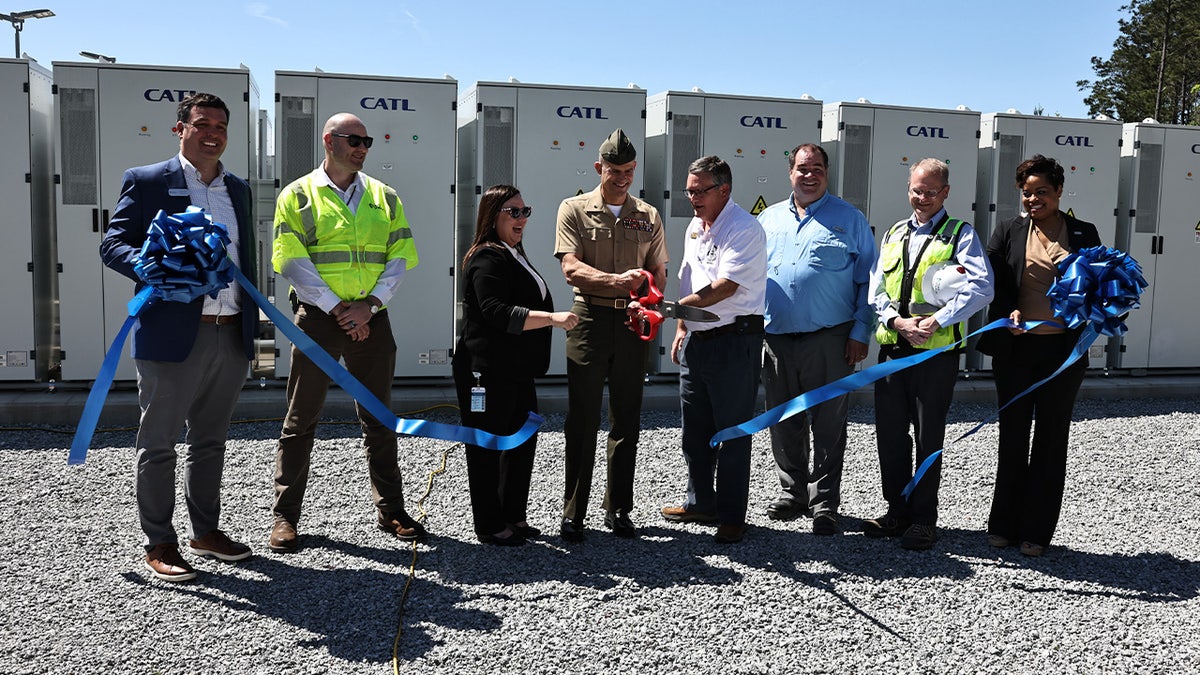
[[273, 71, 457, 378], [644, 90, 822, 373], [53, 62, 258, 382], [1116, 122, 1200, 370], [974, 112, 1122, 370], [822, 101, 981, 245], [457, 81, 647, 375], [0, 58, 55, 382]]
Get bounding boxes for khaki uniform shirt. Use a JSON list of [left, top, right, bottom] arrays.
[[554, 186, 669, 299]]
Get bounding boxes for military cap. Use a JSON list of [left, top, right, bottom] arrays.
[[599, 128, 636, 164]]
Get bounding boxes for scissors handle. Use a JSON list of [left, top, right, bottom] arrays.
[[636, 308, 663, 341], [631, 269, 664, 306], [625, 270, 664, 341]]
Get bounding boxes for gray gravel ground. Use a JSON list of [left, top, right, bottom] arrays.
[[1, 396, 1197, 674]]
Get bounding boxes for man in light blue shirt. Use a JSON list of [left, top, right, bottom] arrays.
[[758, 143, 877, 535]]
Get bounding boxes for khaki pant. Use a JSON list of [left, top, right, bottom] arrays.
[[561, 301, 647, 522], [273, 305, 403, 525]]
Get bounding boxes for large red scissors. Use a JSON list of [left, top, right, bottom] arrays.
[[626, 270, 719, 341]]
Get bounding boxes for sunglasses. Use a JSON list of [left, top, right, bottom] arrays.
[[330, 132, 374, 148], [497, 206, 532, 218]]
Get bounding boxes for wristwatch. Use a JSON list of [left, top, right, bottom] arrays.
[[368, 297, 381, 314]]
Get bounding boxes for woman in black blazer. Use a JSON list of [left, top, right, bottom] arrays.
[[453, 185, 578, 545], [977, 155, 1102, 557]]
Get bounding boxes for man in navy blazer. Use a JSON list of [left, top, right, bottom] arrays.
[[100, 92, 257, 582]]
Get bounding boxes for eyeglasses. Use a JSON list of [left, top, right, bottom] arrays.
[[180, 121, 228, 135], [498, 206, 532, 218], [683, 184, 722, 199], [909, 186, 946, 199], [330, 132, 374, 148]]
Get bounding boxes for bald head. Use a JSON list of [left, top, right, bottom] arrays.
[[323, 112, 364, 136]]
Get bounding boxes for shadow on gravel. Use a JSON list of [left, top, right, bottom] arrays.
[[415, 520, 981, 650], [427, 526, 743, 591], [990, 547, 1198, 602], [137, 534, 499, 665]]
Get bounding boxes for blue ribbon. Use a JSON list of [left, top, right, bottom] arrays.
[[69, 209, 541, 464], [67, 287, 156, 465], [709, 318, 1027, 449], [230, 266, 542, 451], [710, 245, 1146, 502], [899, 323, 1100, 499]]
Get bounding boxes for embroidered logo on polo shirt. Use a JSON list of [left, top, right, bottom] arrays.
[[621, 217, 653, 233]]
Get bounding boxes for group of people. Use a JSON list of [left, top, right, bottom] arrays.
[[101, 93, 1098, 583]]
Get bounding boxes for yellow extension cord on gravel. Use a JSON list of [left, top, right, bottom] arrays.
[[392, 442, 455, 674]]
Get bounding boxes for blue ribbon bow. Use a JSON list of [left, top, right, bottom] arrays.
[[1047, 246, 1147, 337]]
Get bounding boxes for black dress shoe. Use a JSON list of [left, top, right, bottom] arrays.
[[512, 524, 541, 539], [765, 497, 806, 521], [603, 512, 637, 538], [812, 512, 840, 536], [560, 518, 586, 542], [862, 514, 909, 538], [478, 532, 526, 547]]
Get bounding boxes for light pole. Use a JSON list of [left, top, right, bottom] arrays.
[[0, 8, 54, 58]]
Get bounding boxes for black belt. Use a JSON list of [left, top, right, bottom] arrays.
[[690, 315, 764, 340], [200, 314, 241, 325]]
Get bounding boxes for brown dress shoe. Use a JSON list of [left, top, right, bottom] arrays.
[[378, 513, 428, 542], [268, 520, 299, 552], [188, 529, 252, 562], [145, 543, 197, 582], [661, 505, 719, 524]]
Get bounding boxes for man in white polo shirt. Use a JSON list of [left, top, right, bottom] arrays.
[[658, 155, 767, 544]]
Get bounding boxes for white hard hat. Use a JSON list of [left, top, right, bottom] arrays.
[[921, 261, 968, 307]]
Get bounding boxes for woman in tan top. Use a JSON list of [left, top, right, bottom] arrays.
[[976, 155, 1102, 557]]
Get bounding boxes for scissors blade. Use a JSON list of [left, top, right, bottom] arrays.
[[660, 302, 719, 322]]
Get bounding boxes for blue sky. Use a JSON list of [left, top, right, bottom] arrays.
[[16, 0, 1127, 120]]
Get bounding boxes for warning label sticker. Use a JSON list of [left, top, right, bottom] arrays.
[[750, 196, 768, 216], [576, 189, 584, 196]]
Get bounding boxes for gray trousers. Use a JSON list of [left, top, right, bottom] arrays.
[[134, 323, 248, 549], [761, 322, 853, 515]]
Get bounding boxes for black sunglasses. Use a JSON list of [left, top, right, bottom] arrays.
[[497, 206, 532, 218], [330, 132, 374, 148]]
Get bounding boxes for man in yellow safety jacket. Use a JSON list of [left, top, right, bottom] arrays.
[[862, 157, 994, 551], [269, 112, 421, 552]]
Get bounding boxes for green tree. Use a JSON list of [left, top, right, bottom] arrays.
[[1077, 0, 1200, 125]]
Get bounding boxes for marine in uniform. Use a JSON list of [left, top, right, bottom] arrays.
[[553, 129, 669, 541]]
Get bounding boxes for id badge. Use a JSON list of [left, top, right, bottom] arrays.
[[469, 372, 486, 412]]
